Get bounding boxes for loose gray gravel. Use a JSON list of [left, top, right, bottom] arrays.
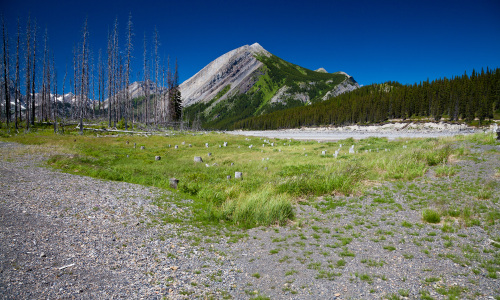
[[1, 141, 499, 299]]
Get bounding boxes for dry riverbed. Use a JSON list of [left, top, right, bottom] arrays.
[[228, 122, 486, 141], [0, 139, 499, 299]]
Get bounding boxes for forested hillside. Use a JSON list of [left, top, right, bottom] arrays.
[[233, 68, 500, 130]]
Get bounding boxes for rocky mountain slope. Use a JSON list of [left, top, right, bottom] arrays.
[[180, 43, 270, 107], [181, 43, 359, 129]]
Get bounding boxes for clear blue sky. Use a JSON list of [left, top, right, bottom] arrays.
[[2, 0, 500, 93]]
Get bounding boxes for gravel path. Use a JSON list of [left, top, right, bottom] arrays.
[[1, 141, 499, 299]]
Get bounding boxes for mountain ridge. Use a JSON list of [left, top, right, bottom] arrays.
[[180, 43, 359, 129]]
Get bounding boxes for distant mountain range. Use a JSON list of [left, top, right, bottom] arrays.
[[0, 43, 359, 128], [180, 43, 359, 129]]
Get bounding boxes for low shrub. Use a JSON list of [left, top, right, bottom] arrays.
[[422, 208, 441, 223]]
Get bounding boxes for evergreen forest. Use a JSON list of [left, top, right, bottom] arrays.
[[233, 68, 500, 130]]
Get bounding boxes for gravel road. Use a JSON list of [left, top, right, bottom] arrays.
[[1, 141, 499, 299]]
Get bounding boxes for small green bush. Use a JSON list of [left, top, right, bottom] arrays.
[[422, 208, 441, 223]]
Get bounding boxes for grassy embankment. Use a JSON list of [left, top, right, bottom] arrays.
[[0, 124, 497, 228]]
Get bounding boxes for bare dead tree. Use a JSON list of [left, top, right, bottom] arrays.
[[107, 31, 112, 127], [153, 26, 159, 125], [72, 45, 77, 120], [125, 12, 133, 130], [41, 27, 49, 122], [52, 53, 57, 133], [90, 50, 95, 119], [14, 17, 20, 127], [143, 32, 149, 127], [60, 66, 67, 131], [2, 15, 10, 127], [25, 16, 31, 130], [166, 56, 172, 122], [97, 48, 103, 117], [79, 18, 89, 135], [31, 18, 37, 125], [161, 58, 166, 122], [112, 18, 119, 127]]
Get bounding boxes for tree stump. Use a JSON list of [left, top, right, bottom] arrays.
[[235, 172, 242, 179], [227, 175, 231, 180], [169, 178, 179, 189], [194, 156, 203, 162], [155, 156, 161, 161], [175, 145, 178, 149], [207, 153, 212, 157], [140, 146, 145, 150]]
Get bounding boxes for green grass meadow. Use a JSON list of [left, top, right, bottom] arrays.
[[1, 125, 497, 228]]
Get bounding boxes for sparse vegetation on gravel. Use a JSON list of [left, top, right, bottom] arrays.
[[0, 128, 499, 299]]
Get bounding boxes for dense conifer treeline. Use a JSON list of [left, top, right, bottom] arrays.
[[233, 68, 500, 130]]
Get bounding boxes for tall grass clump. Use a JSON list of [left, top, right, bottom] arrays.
[[276, 162, 364, 196], [422, 208, 441, 223], [222, 189, 294, 228], [425, 145, 452, 166], [461, 131, 498, 145], [434, 164, 459, 177]]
